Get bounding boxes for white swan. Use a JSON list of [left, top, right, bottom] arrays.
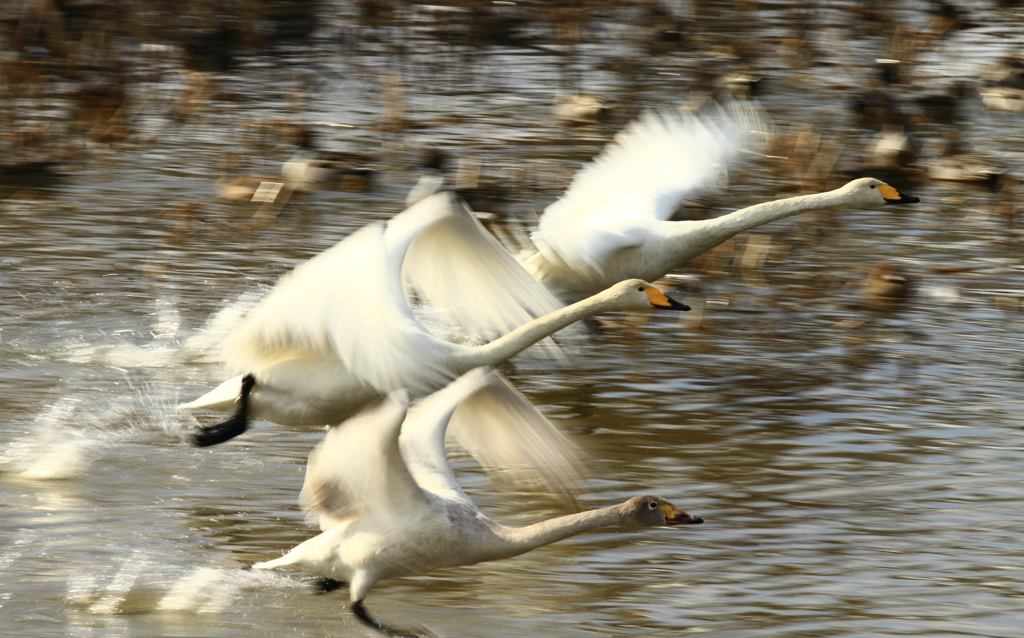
[[522, 103, 920, 299], [181, 192, 688, 445], [253, 368, 703, 637]]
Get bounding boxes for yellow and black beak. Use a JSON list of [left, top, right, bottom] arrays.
[[643, 287, 691, 311], [877, 183, 920, 204], [659, 503, 704, 526]]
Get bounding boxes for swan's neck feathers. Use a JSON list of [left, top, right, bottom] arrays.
[[455, 288, 619, 368], [494, 504, 627, 556], [672, 187, 849, 261]]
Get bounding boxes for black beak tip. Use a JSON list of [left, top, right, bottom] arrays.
[[668, 514, 704, 525], [887, 194, 920, 204], [663, 299, 690, 311]]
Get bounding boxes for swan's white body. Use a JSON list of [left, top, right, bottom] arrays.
[[181, 193, 685, 428], [523, 104, 919, 299], [254, 369, 701, 606]]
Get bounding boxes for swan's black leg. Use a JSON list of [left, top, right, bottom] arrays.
[[352, 600, 420, 638], [191, 411, 248, 446], [312, 577, 345, 594], [191, 374, 256, 447]]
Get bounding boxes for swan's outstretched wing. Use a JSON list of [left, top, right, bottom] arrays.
[[300, 391, 428, 530], [535, 100, 770, 271], [447, 371, 586, 508], [542, 100, 769, 226], [398, 369, 493, 504], [400, 192, 577, 359], [223, 192, 573, 395], [222, 221, 455, 395], [401, 368, 586, 508]]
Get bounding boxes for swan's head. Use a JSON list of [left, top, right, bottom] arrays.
[[608, 279, 691, 311], [620, 495, 703, 528], [840, 177, 920, 206]]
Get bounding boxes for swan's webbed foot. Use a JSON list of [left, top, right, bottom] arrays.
[[191, 412, 247, 447], [191, 374, 256, 447], [312, 577, 345, 594], [352, 600, 420, 638]]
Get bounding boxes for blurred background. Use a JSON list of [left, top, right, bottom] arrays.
[[2, 1, 1024, 637]]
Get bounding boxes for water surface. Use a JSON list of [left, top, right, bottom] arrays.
[[3, 2, 1024, 637]]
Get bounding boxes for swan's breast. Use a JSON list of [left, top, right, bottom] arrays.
[[358, 503, 504, 579], [248, 357, 382, 426]]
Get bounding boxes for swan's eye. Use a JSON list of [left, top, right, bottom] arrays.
[[648, 501, 658, 509], [637, 286, 645, 292], [870, 184, 876, 189]]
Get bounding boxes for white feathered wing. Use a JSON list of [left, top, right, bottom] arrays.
[[297, 368, 586, 535], [219, 192, 575, 400], [533, 100, 771, 280]]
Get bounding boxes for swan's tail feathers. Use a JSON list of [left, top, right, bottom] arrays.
[[252, 554, 296, 571], [252, 543, 329, 579], [188, 374, 256, 447], [179, 374, 248, 411]]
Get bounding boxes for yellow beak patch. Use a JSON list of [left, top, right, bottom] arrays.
[[644, 287, 672, 308], [658, 503, 683, 518], [877, 183, 904, 202]]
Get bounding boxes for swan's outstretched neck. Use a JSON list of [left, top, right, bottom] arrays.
[[498, 504, 628, 555], [456, 288, 621, 368], [675, 187, 849, 260]]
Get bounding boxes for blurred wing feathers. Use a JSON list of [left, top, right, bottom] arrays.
[[536, 100, 770, 268], [222, 222, 454, 395], [300, 392, 427, 530], [447, 371, 586, 508], [403, 193, 578, 358], [400, 368, 494, 503]]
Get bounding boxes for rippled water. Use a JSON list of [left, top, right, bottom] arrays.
[[3, 3, 1024, 637]]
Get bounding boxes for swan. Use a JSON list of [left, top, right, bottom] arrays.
[[253, 368, 703, 637], [181, 192, 689, 446], [521, 103, 920, 299]]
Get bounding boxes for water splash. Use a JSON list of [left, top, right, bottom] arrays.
[[1, 398, 98, 480], [181, 288, 266, 362], [158, 566, 299, 614]]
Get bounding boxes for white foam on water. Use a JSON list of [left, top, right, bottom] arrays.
[[65, 552, 177, 616], [63, 546, 307, 617], [0, 377, 185, 479], [1, 398, 100, 480], [100, 343, 183, 369], [158, 566, 302, 614], [158, 567, 237, 614], [35, 289, 261, 372], [151, 296, 182, 341], [87, 559, 150, 615]]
